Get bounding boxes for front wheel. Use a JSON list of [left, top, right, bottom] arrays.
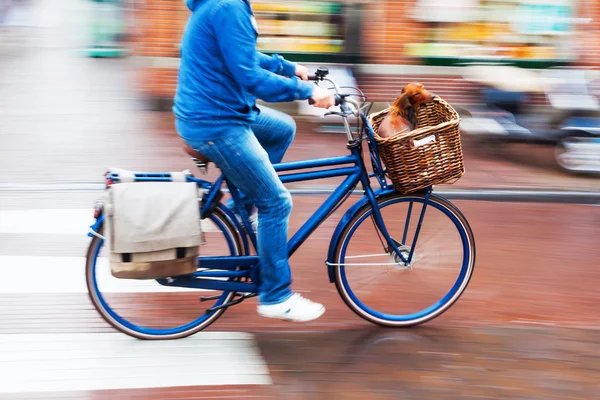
[[332, 192, 475, 327]]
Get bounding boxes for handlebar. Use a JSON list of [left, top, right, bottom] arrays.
[[306, 73, 361, 115], [306, 68, 364, 142]]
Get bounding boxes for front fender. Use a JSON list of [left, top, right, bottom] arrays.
[[325, 187, 397, 283]]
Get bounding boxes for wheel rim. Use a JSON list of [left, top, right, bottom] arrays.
[[336, 196, 474, 325], [87, 209, 240, 338]]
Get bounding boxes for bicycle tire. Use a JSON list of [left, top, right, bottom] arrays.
[[85, 206, 243, 340], [332, 192, 476, 327]]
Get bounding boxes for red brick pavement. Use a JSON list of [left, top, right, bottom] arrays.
[[2, 3, 599, 397], [1, 200, 598, 335], [3, 327, 600, 400]]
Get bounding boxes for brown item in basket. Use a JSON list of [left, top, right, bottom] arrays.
[[369, 96, 465, 194], [378, 83, 435, 139]]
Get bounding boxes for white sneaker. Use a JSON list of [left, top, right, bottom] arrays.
[[249, 213, 258, 233], [257, 293, 325, 322], [233, 212, 258, 233]]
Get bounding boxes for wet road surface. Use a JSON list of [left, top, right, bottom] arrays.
[[1, 1, 599, 398]]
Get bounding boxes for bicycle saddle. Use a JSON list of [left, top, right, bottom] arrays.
[[183, 143, 211, 163]]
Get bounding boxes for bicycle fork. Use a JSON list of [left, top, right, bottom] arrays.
[[365, 186, 432, 266]]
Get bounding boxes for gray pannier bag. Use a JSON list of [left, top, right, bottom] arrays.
[[103, 168, 202, 279]]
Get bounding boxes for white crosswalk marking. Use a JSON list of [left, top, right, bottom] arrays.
[[0, 204, 270, 394], [0, 209, 95, 235], [0, 332, 272, 393], [0, 256, 203, 293], [0, 208, 220, 235]]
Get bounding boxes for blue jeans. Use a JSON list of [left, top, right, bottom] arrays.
[[224, 107, 294, 215], [176, 105, 296, 305]]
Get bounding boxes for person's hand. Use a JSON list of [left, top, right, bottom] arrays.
[[310, 85, 336, 109], [295, 64, 309, 81]]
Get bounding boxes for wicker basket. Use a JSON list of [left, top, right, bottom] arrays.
[[368, 96, 465, 194]]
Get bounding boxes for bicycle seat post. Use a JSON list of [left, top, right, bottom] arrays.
[[192, 158, 208, 174]]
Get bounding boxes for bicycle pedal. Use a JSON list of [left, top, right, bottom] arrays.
[[205, 292, 257, 314]]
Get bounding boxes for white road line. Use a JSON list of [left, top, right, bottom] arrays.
[[0, 209, 95, 235], [0, 209, 219, 235], [0, 332, 271, 393], [0, 256, 205, 293]]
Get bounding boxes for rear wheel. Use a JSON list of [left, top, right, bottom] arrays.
[[85, 206, 243, 340], [333, 193, 475, 327]]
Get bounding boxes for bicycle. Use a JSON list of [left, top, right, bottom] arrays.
[[86, 68, 476, 340]]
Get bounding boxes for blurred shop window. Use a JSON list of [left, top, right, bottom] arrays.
[[414, 0, 479, 23], [407, 0, 577, 66], [252, 0, 360, 63]]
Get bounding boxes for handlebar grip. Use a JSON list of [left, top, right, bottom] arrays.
[[308, 94, 344, 107], [334, 94, 343, 106]]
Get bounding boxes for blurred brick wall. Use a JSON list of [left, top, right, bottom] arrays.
[[134, 0, 188, 98], [133, 0, 600, 102], [360, 0, 425, 65], [576, 0, 600, 68], [135, 0, 187, 58], [133, 0, 428, 100]]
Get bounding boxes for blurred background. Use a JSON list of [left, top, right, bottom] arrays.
[[130, 0, 600, 177], [0, 0, 599, 399]]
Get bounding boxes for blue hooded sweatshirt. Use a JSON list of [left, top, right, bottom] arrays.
[[173, 0, 315, 128]]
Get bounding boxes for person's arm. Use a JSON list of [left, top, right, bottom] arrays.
[[212, 1, 313, 102], [257, 52, 297, 77]]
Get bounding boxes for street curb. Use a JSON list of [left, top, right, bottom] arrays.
[[432, 188, 600, 205], [281, 188, 600, 205], [1, 184, 598, 205]]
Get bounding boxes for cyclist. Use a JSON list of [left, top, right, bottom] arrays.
[[173, 0, 335, 322]]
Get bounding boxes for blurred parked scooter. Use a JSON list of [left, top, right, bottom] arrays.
[[460, 65, 600, 175]]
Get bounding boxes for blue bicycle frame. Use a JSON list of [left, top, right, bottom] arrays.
[[90, 110, 432, 297]]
